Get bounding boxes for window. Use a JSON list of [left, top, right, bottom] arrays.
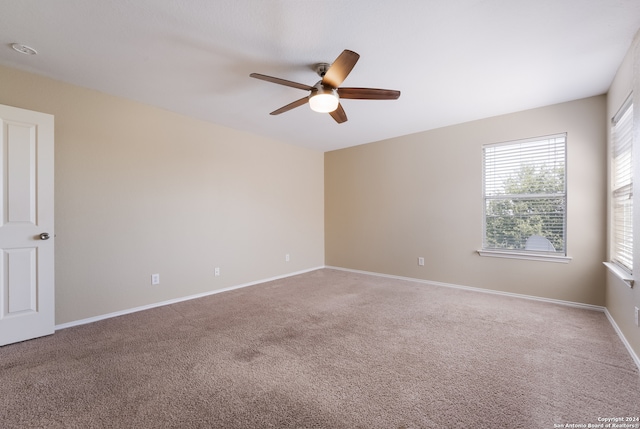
[[481, 134, 567, 260], [610, 97, 633, 273]]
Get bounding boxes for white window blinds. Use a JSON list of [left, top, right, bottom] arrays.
[[611, 97, 633, 272], [483, 134, 567, 254]]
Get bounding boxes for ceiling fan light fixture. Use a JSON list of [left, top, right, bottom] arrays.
[[309, 85, 339, 113], [309, 93, 339, 113]]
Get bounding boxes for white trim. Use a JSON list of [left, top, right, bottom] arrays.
[[604, 308, 640, 372], [612, 92, 633, 124], [326, 266, 601, 311], [603, 262, 634, 287], [483, 132, 568, 149], [55, 266, 324, 331], [477, 250, 572, 263]]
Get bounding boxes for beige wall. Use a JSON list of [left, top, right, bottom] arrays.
[[0, 65, 325, 325], [606, 30, 640, 357], [326, 96, 607, 306]]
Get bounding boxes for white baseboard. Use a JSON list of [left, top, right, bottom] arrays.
[[326, 265, 640, 371], [55, 266, 325, 331], [604, 308, 640, 371], [326, 266, 604, 311]]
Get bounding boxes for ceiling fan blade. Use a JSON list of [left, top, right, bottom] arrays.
[[270, 97, 309, 115], [338, 87, 401, 100], [250, 73, 313, 91], [322, 50, 360, 88], [329, 103, 348, 124]]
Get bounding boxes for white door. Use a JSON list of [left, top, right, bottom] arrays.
[[0, 104, 54, 346]]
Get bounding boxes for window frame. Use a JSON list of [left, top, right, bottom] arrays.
[[606, 94, 634, 286], [478, 133, 571, 263]]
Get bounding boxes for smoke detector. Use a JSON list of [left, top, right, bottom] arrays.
[[11, 43, 38, 55]]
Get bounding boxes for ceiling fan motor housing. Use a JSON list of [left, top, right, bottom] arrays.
[[310, 81, 338, 97]]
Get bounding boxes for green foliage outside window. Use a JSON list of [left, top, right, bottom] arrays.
[[485, 164, 565, 252]]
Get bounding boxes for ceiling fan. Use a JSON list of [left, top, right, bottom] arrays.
[[250, 49, 400, 124]]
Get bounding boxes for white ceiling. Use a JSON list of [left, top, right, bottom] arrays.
[[1, 1, 639, 152]]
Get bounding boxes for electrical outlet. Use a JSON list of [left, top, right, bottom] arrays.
[[635, 307, 639, 327], [285, 254, 290, 262], [214, 267, 220, 277], [151, 274, 160, 285], [418, 257, 425, 266]]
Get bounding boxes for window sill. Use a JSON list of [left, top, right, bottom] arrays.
[[603, 262, 634, 288], [477, 250, 572, 263]]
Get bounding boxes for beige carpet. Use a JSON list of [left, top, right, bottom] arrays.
[[1, 268, 639, 428]]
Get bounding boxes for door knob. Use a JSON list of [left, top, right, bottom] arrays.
[[39, 232, 50, 240]]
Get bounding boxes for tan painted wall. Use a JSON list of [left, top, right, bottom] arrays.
[[0, 65, 325, 325], [606, 31, 640, 357], [326, 96, 607, 306]]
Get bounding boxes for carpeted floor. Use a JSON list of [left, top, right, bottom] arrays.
[[1, 268, 639, 428]]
